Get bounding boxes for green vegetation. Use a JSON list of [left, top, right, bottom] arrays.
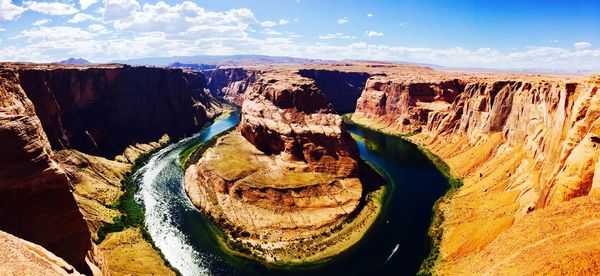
[[94, 143, 181, 275]]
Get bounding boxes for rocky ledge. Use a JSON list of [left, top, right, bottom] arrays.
[[184, 71, 384, 264]]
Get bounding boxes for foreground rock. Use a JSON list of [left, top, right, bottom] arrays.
[[185, 71, 383, 264], [0, 230, 80, 275], [0, 67, 99, 274], [353, 72, 600, 274]]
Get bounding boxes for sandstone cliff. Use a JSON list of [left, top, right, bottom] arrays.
[[239, 72, 360, 176], [15, 64, 220, 158], [353, 72, 600, 274], [205, 67, 259, 105], [0, 230, 81, 275], [0, 63, 223, 275], [0, 67, 97, 274]]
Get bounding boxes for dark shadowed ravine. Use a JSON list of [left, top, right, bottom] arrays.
[[134, 109, 449, 276]]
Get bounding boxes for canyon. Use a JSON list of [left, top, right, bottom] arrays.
[[0, 63, 221, 275], [1, 60, 599, 275]]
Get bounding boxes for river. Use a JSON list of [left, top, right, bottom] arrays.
[[133, 110, 449, 275]]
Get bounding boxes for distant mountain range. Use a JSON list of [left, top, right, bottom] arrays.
[[112, 54, 330, 67], [55, 58, 92, 65], [103, 54, 599, 75]]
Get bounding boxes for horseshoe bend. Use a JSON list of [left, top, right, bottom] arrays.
[[1, 2, 600, 275]]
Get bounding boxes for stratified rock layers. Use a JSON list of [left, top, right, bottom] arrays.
[[206, 67, 259, 105], [0, 68, 94, 274], [353, 73, 600, 274], [0, 63, 222, 275], [240, 73, 360, 177], [17, 65, 220, 158]]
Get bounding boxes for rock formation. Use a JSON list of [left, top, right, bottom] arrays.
[[0, 67, 97, 274], [184, 71, 382, 263], [239, 72, 360, 176], [0, 230, 81, 275], [352, 72, 600, 274], [15, 64, 220, 158], [205, 67, 259, 105], [0, 63, 223, 275]]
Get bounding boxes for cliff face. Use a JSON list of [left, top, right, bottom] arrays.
[[298, 69, 371, 114], [0, 63, 223, 275], [205, 67, 259, 105], [0, 68, 95, 274], [353, 73, 600, 274], [239, 72, 360, 177], [17, 65, 220, 158]]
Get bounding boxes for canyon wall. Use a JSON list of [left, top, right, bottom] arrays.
[[353, 73, 600, 274], [205, 67, 259, 105], [0, 67, 96, 274], [17, 64, 220, 158], [298, 69, 371, 114], [0, 63, 223, 274]]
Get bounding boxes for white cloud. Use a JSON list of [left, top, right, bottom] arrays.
[[88, 23, 110, 34], [106, 1, 256, 39], [80, 0, 97, 10], [367, 13, 373, 17], [399, 22, 407, 26], [574, 42, 591, 49], [336, 17, 349, 24], [68, 13, 96, 23], [0, 28, 6, 31], [262, 28, 281, 35], [279, 19, 289, 25], [318, 33, 356, 40], [260, 20, 277, 27], [365, 30, 384, 37], [0, 0, 26, 20], [33, 18, 51, 25], [25, 1, 79, 15], [102, 0, 139, 21]]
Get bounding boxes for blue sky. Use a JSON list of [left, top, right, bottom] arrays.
[[1, 0, 599, 69]]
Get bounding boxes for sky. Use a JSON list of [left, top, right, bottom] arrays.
[[0, 0, 599, 69]]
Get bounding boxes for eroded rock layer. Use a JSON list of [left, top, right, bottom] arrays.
[[239, 72, 360, 177], [0, 68, 95, 274], [0, 63, 222, 275], [14, 64, 220, 158], [353, 72, 600, 274], [205, 67, 259, 105]]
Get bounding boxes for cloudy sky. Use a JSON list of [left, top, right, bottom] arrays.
[[0, 0, 599, 69]]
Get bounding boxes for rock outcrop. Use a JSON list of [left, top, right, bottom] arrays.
[[184, 71, 381, 263], [353, 72, 600, 274], [15, 64, 220, 158], [205, 67, 259, 105], [0, 230, 81, 275], [0, 67, 96, 274], [239, 72, 360, 177]]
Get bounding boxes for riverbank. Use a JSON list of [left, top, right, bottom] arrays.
[[344, 113, 463, 275]]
